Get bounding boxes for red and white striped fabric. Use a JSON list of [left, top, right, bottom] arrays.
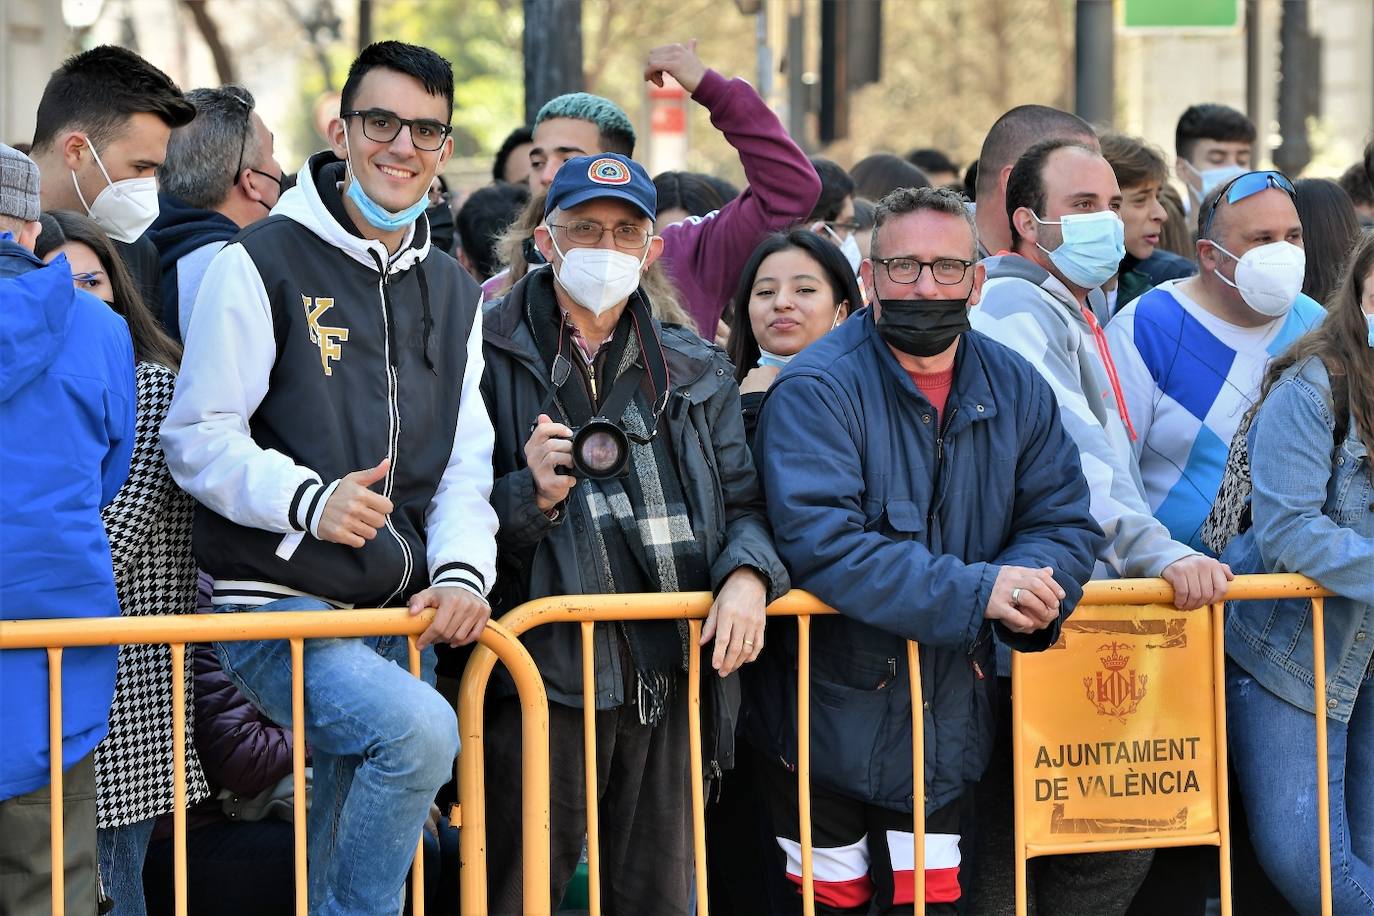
[[777, 835, 875, 909], [887, 830, 962, 904]]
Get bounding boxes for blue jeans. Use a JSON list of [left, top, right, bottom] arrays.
[[1227, 659, 1374, 914], [97, 817, 156, 916], [214, 597, 458, 916]]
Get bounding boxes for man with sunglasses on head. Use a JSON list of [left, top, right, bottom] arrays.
[[148, 86, 285, 340], [968, 139, 1233, 916], [160, 42, 496, 915], [479, 152, 786, 914]]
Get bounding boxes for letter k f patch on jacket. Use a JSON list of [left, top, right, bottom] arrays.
[[302, 295, 349, 376]]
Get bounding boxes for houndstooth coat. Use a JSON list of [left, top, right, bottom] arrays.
[[94, 361, 208, 828]]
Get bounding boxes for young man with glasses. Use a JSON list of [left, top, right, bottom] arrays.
[[479, 152, 786, 914], [149, 85, 285, 340], [160, 42, 496, 915], [750, 186, 1101, 914], [968, 138, 1233, 916]]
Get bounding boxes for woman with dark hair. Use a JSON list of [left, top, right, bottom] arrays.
[[849, 153, 930, 203], [1222, 231, 1374, 914], [1293, 177, 1362, 303], [653, 170, 725, 230], [727, 229, 860, 442], [35, 210, 205, 916]]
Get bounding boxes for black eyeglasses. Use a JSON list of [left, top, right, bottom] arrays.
[[226, 90, 283, 192], [872, 256, 974, 286], [342, 108, 452, 152]]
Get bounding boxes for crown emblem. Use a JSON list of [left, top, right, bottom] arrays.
[[1099, 641, 1130, 672]]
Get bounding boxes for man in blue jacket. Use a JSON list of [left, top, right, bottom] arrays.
[[752, 186, 1102, 914], [0, 141, 136, 914]]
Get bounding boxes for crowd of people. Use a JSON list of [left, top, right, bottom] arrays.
[[0, 35, 1372, 916]]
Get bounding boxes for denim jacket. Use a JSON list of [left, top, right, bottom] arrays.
[[1224, 356, 1374, 722]]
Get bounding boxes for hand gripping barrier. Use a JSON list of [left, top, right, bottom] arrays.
[[0, 608, 548, 916]]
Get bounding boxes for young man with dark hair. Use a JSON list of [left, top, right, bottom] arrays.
[[753, 186, 1101, 914], [487, 40, 820, 340], [1174, 103, 1257, 212], [968, 138, 1232, 916], [492, 124, 534, 186], [0, 142, 136, 915], [1098, 132, 1197, 311], [161, 41, 496, 915], [807, 155, 862, 269], [972, 105, 1098, 256], [28, 45, 195, 318], [147, 85, 284, 340], [1339, 159, 1374, 228]]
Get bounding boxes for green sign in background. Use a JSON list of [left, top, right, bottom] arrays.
[[1123, 0, 1239, 29]]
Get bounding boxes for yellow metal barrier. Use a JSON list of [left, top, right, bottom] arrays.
[[455, 590, 932, 916], [1012, 574, 1334, 916], [1, 573, 1338, 915], [0, 609, 550, 916]]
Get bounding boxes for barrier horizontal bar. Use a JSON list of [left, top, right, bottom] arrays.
[[1078, 574, 1328, 605], [1025, 832, 1222, 858]]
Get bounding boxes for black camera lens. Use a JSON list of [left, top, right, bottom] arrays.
[[572, 420, 630, 479]]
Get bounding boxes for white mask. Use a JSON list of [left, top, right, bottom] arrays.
[[550, 235, 648, 316], [1184, 160, 1248, 200], [70, 139, 159, 243], [824, 224, 863, 274], [1211, 240, 1306, 318]]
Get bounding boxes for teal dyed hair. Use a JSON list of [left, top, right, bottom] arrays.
[[534, 92, 636, 155]]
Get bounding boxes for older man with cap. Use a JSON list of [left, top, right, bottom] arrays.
[[479, 152, 787, 914], [0, 141, 136, 914]]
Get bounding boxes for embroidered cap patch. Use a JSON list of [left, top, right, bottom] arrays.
[[587, 157, 632, 185]]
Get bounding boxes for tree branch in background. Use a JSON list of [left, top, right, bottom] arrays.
[[179, 0, 237, 85]]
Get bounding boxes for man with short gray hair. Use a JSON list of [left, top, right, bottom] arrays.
[[147, 85, 283, 340]]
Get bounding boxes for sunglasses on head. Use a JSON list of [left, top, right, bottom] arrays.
[[1201, 170, 1296, 240]]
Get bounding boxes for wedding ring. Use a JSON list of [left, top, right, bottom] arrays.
[[1011, 587, 1023, 607]]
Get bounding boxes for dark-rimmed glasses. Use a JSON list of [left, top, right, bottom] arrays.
[[1200, 170, 1296, 240], [342, 108, 452, 152], [872, 256, 974, 286], [548, 220, 651, 250]]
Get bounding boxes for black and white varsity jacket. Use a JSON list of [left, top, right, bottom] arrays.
[[161, 152, 497, 609]]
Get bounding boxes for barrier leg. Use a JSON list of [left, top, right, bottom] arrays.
[[581, 621, 602, 916], [290, 638, 307, 916], [687, 620, 709, 916], [1313, 598, 1332, 916], [48, 647, 65, 916], [797, 616, 815, 916], [1012, 655, 1028, 916], [908, 641, 925, 916], [1212, 604, 1232, 916], [408, 638, 426, 916], [170, 644, 188, 916]]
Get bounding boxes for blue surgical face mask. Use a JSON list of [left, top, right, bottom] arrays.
[[1184, 160, 1248, 199], [757, 348, 794, 369], [342, 127, 430, 232], [1365, 312, 1374, 349], [1032, 210, 1126, 290]]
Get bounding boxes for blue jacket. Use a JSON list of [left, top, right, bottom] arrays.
[[0, 238, 136, 800], [145, 192, 239, 341], [750, 311, 1102, 813], [1224, 356, 1374, 722]]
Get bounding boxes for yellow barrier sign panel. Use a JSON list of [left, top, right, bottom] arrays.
[[1016, 604, 1219, 846]]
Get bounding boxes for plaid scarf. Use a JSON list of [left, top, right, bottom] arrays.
[[526, 270, 709, 724]]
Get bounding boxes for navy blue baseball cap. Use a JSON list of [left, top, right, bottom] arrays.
[[544, 153, 657, 221]]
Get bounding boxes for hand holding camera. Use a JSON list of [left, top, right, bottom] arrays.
[[526, 414, 577, 511]]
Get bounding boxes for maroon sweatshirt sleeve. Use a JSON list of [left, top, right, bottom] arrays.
[[660, 69, 822, 336]]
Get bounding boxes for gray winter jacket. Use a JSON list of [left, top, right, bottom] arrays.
[[479, 267, 789, 713]]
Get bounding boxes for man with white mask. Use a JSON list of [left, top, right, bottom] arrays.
[[28, 46, 195, 321], [1108, 171, 1323, 554], [968, 139, 1233, 916], [161, 42, 496, 915], [479, 152, 787, 914]]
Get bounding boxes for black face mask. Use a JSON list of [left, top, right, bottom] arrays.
[[876, 297, 971, 358]]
